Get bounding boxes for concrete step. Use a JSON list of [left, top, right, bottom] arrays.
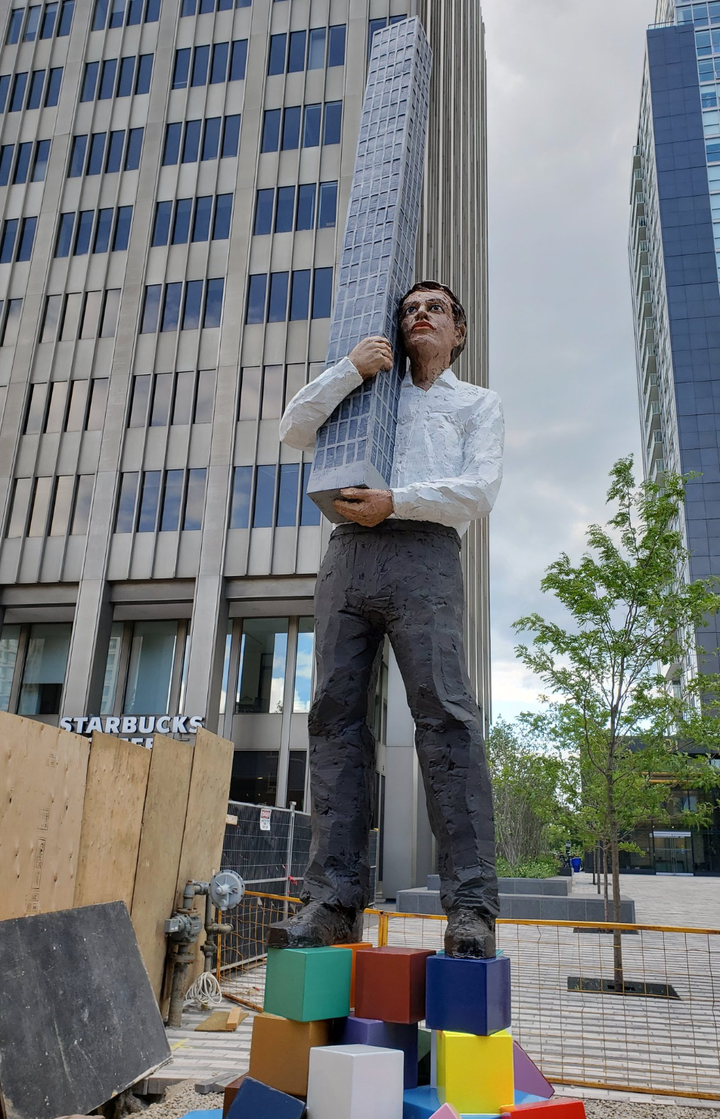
[[395, 887, 636, 923]]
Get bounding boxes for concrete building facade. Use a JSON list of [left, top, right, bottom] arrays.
[[0, 0, 489, 896]]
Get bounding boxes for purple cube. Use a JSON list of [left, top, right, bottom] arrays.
[[341, 1014, 419, 1088], [425, 952, 511, 1036]]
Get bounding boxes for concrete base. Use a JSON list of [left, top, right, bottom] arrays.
[[425, 875, 571, 896], [396, 879, 636, 923]]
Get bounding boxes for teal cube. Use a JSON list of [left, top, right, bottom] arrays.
[[264, 947, 352, 1021]]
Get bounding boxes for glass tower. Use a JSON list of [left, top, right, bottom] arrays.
[[631, 0, 720, 677], [0, 0, 489, 895]]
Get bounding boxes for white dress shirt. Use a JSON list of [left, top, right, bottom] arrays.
[[279, 356, 504, 537]]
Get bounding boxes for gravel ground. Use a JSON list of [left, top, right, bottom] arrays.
[[583, 1104, 719, 1119], [130, 1080, 720, 1119], [141, 1082, 223, 1117]]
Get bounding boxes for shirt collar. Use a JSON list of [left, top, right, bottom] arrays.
[[402, 368, 457, 389]]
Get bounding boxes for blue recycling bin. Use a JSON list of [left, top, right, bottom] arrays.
[[570, 856, 582, 872]]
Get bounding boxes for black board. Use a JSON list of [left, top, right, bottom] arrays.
[[0, 901, 170, 1119]]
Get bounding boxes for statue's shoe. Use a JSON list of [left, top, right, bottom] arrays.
[[267, 900, 364, 948], [444, 908, 496, 958]]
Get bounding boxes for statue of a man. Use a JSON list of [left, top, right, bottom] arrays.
[[271, 281, 504, 958]]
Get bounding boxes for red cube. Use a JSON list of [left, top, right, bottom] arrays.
[[501, 1099, 586, 1117], [354, 947, 435, 1024]]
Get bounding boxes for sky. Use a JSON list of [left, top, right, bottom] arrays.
[[483, 0, 657, 723]]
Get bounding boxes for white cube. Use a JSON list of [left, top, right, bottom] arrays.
[[307, 1044, 404, 1119]]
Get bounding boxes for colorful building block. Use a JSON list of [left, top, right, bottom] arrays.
[[402, 1087, 499, 1119], [512, 1043, 553, 1101], [341, 1015, 419, 1088], [223, 1075, 246, 1117], [307, 1044, 404, 1119], [426, 954, 511, 1036], [355, 947, 436, 1024], [437, 1029, 514, 1115], [429, 1105, 462, 1119], [331, 942, 373, 1006], [225, 1075, 306, 1119], [500, 1101, 586, 1117], [249, 1013, 331, 1096], [264, 946, 352, 1021]]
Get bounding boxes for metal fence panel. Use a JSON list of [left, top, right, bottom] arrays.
[[217, 901, 720, 1102]]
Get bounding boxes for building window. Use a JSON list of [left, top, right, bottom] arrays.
[[267, 24, 345, 74], [80, 54, 152, 101], [0, 139, 50, 185], [229, 750, 279, 806], [6, 1, 73, 44], [0, 624, 20, 712], [151, 193, 233, 246], [141, 279, 224, 333], [181, 0, 250, 14], [227, 458, 319, 530], [245, 268, 332, 323], [54, 207, 133, 257], [17, 622, 72, 716], [230, 466, 252, 528], [0, 298, 22, 345], [123, 620, 178, 715], [91, 0, 159, 30], [115, 467, 207, 531], [301, 462, 320, 526], [293, 617, 314, 712], [41, 292, 119, 344], [261, 100, 341, 154], [0, 216, 37, 264], [253, 181, 337, 236], [69, 128, 143, 176], [236, 618, 288, 713], [172, 40, 246, 88]]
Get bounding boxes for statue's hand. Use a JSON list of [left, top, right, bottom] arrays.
[[334, 489, 394, 526], [348, 336, 394, 380]]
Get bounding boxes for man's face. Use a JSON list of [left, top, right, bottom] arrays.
[[399, 289, 465, 367]]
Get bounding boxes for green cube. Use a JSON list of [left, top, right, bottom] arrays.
[[264, 947, 352, 1021]]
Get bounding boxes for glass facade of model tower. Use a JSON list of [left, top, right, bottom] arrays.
[[0, 0, 490, 895]]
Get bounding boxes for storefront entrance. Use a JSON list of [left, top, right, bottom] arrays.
[[653, 831, 693, 875]]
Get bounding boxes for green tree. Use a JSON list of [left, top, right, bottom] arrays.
[[487, 718, 567, 869], [513, 458, 720, 987]]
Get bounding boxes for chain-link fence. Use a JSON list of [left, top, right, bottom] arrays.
[[219, 801, 377, 970]]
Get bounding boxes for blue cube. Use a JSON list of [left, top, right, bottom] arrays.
[[425, 952, 511, 1036], [341, 1014, 419, 1088], [226, 1075, 306, 1119]]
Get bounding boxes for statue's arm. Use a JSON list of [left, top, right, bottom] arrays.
[[279, 357, 364, 452], [391, 390, 505, 525]]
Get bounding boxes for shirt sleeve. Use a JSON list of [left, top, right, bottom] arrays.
[[390, 390, 505, 525], [279, 356, 364, 452]]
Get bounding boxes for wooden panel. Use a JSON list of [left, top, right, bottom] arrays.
[[131, 733, 194, 1000], [74, 733, 150, 910], [0, 902, 169, 1119], [0, 712, 90, 921], [174, 729, 234, 986]]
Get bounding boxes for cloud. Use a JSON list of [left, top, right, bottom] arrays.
[[482, 0, 656, 720]]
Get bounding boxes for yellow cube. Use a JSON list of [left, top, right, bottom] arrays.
[[437, 1028, 514, 1114]]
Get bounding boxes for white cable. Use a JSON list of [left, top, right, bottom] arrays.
[[184, 970, 224, 1010]]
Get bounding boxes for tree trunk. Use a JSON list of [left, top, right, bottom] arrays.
[[602, 844, 609, 922], [609, 826, 625, 990]]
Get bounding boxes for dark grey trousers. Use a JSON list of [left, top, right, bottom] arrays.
[[301, 519, 499, 921]]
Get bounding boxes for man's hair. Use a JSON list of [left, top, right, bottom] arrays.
[[399, 280, 467, 364]]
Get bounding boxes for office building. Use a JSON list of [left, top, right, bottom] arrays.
[[628, 0, 720, 873], [0, 0, 489, 895]]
